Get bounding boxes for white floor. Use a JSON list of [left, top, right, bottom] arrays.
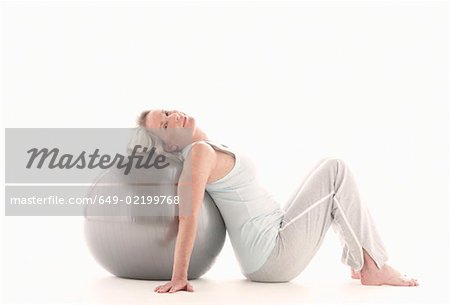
[[3, 262, 448, 305], [2, 217, 449, 305], [83, 276, 445, 305]]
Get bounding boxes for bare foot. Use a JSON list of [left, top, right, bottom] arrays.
[[351, 268, 361, 280], [360, 264, 419, 286]]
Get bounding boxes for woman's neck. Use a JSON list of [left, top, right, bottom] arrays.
[[191, 128, 208, 143]]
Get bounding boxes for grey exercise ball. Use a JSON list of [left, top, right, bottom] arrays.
[[83, 157, 226, 280]]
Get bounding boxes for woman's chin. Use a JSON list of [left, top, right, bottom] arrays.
[[185, 116, 193, 128], [186, 118, 196, 131]]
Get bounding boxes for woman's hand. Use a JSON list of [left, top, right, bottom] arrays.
[[154, 279, 194, 293]]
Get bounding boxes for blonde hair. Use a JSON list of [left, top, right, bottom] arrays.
[[137, 110, 151, 127], [132, 110, 183, 162]]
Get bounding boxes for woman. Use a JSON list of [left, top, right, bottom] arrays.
[[138, 109, 419, 294]]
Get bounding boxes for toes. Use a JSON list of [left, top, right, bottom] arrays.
[[402, 274, 419, 286]]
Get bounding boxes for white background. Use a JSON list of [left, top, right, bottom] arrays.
[[1, 1, 449, 304]]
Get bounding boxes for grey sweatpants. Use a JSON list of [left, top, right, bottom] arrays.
[[245, 158, 389, 282]]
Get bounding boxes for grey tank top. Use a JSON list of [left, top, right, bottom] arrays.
[[180, 139, 284, 275]]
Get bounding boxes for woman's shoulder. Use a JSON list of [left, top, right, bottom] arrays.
[[190, 140, 212, 149], [191, 141, 216, 157], [181, 140, 215, 161]]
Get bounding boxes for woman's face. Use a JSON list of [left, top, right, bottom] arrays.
[[144, 109, 195, 151]]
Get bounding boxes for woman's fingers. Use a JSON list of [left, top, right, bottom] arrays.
[[157, 286, 171, 293], [155, 283, 172, 293], [153, 285, 163, 291], [154, 280, 194, 293], [168, 286, 177, 293], [168, 283, 185, 293], [153, 283, 167, 291]]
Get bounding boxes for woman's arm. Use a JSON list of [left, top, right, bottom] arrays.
[[154, 143, 215, 293]]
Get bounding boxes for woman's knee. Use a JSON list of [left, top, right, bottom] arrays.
[[319, 157, 346, 171]]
